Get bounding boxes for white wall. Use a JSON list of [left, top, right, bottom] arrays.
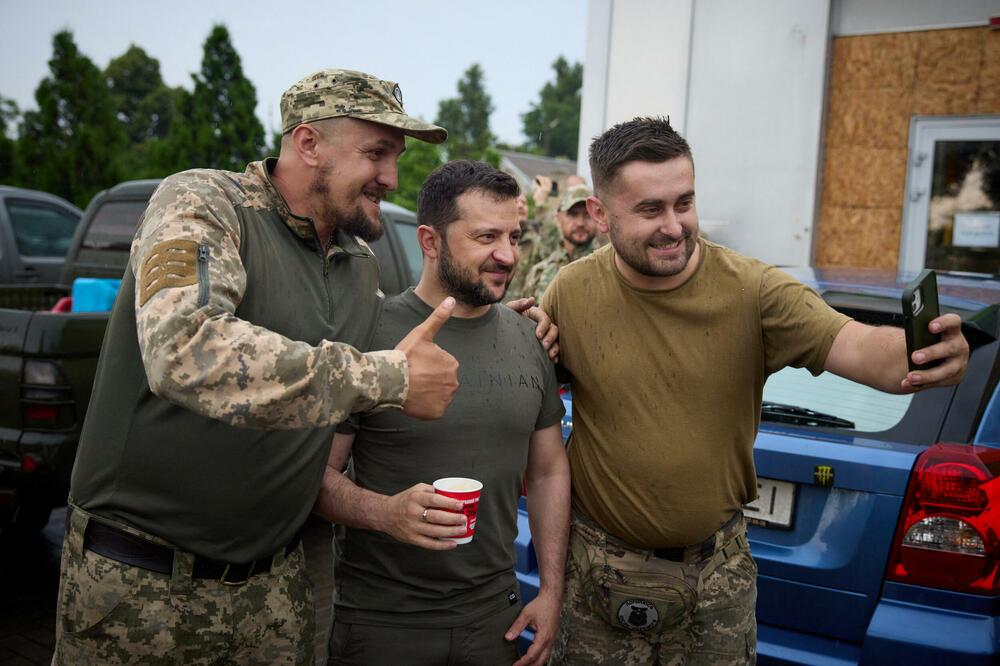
[[832, 0, 998, 35], [686, 0, 830, 266], [579, 0, 830, 266], [577, 0, 694, 182]]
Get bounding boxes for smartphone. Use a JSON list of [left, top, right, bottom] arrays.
[[901, 269, 941, 371]]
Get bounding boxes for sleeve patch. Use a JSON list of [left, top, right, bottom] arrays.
[[139, 239, 200, 306]]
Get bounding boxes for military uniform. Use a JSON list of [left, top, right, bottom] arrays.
[[522, 241, 596, 303], [53, 69, 447, 665], [505, 220, 541, 302], [509, 184, 592, 303]]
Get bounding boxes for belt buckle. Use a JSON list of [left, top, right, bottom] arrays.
[[219, 560, 255, 586]]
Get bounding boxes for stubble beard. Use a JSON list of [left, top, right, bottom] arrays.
[[437, 240, 512, 308], [309, 165, 383, 242], [608, 223, 696, 278]]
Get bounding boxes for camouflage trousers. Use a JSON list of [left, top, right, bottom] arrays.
[[550, 513, 757, 665], [52, 506, 315, 665]]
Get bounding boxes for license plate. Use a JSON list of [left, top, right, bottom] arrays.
[[744, 477, 796, 529]]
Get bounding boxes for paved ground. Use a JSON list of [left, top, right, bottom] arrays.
[[0, 508, 336, 665]]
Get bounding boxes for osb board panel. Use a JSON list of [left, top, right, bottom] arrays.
[[825, 86, 912, 149], [977, 30, 1000, 112], [915, 28, 983, 87], [830, 33, 919, 91], [913, 81, 982, 115], [822, 147, 907, 209], [814, 206, 902, 268]]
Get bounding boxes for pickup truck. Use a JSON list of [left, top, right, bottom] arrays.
[[0, 185, 82, 284], [511, 268, 1000, 662], [0, 178, 422, 537]]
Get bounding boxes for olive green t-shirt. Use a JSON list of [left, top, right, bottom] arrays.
[[335, 289, 565, 628], [542, 240, 850, 548]]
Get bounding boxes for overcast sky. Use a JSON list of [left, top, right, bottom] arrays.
[[0, 0, 589, 145]]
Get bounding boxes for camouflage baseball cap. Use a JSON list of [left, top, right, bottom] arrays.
[[280, 69, 447, 143], [558, 184, 593, 212]]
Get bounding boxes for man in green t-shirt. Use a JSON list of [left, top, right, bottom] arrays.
[[540, 117, 970, 665], [314, 161, 570, 666]]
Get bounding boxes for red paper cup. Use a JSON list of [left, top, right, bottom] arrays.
[[433, 477, 483, 544]]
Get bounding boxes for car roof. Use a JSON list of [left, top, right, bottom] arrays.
[[0, 185, 83, 214]]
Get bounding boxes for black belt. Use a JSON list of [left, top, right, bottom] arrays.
[[70, 508, 301, 586], [653, 511, 743, 562]]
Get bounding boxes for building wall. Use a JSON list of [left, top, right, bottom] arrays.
[[579, 0, 830, 267], [815, 26, 1000, 267]]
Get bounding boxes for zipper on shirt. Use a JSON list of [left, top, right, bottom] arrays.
[[196, 243, 210, 308]]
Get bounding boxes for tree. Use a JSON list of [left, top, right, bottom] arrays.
[[521, 56, 583, 160], [15, 30, 126, 207], [0, 96, 18, 183], [159, 25, 265, 173], [435, 64, 496, 162], [105, 45, 177, 144], [386, 137, 445, 212]]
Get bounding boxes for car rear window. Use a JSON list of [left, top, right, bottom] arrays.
[[6, 199, 80, 257], [762, 366, 915, 432], [81, 200, 150, 250]]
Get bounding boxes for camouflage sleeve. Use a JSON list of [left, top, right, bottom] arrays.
[[521, 259, 545, 305], [131, 171, 408, 430]]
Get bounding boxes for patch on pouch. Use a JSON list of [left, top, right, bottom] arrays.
[[617, 599, 660, 632], [140, 239, 199, 306]]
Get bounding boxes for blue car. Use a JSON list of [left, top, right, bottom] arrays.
[[514, 267, 1000, 663]]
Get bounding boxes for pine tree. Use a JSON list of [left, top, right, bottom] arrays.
[[0, 96, 18, 183], [15, 30, 126, 207], [521, 57, 583, 160], [159, 25, 265, 173], [435, 64, 496, 162]]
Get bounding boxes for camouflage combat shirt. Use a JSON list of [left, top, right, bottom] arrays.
[[521, 240, 596, 303], [71, 159, 408, 562]]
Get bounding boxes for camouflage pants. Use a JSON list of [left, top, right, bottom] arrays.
[[52, 506, 315, 665], [550, 514, 757, 665]]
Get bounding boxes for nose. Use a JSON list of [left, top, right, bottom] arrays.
[[494, 242, 517, 267], [658, 209, 682, 236], [378, 159, 399, 191]]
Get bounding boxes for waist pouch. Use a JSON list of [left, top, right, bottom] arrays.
[[569, 515, 744, 634]]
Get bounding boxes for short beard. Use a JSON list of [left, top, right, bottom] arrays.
[[566, 233, 595, 248], [309, 165, 383, 242], [608, 226, 696, 278], [437, 240, 509, 308]]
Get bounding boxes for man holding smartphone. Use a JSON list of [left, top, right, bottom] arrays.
[[541, 116, 969, 665]]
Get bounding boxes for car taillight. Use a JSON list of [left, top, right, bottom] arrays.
[[886, 442, 1000, 594], [20, 360, 74, 429]]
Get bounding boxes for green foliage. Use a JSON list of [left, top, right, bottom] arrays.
[[105, 45, 182, 180], [105, 46, 175, 143], [0, 97, 18, 182], [158, 25, 265, 173], [386, 137, 445, 212], [15, 31, 126, 207], [435, 64, 496, 162], [521, 56, 583, 160]]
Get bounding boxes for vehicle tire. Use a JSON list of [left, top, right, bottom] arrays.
[[0, 501, 53, 539]]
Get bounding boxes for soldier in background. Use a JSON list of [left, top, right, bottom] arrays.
[[508, 173, 586, 301], [52, 69, 462, 665], [522, 184, 598, 303], [507, 193, 540, 301]]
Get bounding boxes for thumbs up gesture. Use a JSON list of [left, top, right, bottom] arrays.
[[395, 297, 460, 420]]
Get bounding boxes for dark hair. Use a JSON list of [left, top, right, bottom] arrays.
[[417, 161, 520, 232], [589, 116, 693, 196]]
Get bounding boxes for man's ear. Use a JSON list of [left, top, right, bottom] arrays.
[[291, 124, 324, 167], [587, 196, 610, 234], [417, 225, 441, 260]]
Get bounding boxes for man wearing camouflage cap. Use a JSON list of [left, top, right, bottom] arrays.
[[521, 184, 598, 303], [53, 69, 461, 665]]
